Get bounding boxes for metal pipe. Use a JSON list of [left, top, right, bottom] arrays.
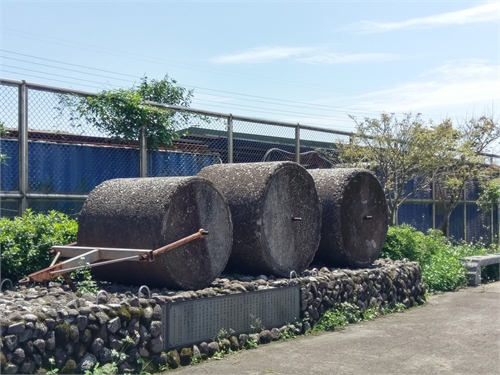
[[298, 123, 353, 137], [150, 228, 208, 258], [139, 126, 147, 177], [295, 124, 300, 163], [0, 192, 88, 200], [50, 255, 142, 275], [18, 81, 28, 214], [4, 78, 356, 138], [227, 114, 233, 163]]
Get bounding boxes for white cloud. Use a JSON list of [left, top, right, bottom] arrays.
[[298, 52, 401, 64], [352, 2, 500, 33], [211, 47, 313, 64], [351, 60, 499, 116], [211, 46, 403, 65]]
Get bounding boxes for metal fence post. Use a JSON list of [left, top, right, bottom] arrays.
[[139, 126, 147, 177], [227, 115, 233, 163], [463, 189, 467, 242], [431, 176, 436, 229], [295, 124, 300, 164], [18, 81, 28, 214]]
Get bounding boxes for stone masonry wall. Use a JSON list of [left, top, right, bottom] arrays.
[[0, 259, 425, 374]]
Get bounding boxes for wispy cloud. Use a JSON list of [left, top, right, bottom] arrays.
[[211, 46, 402, 65], [298, 52, 401, 64], [211, 47, 313, 64], [351, 60, 499, 115], [351, 2, 500, 33]]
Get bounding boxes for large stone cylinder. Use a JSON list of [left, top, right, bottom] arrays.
[[308, 168, 388, 268], [77, 176, 233, 290], [198, 162, 321, 276]]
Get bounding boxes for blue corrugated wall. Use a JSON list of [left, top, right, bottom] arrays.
[[1, 139, 218, 193]]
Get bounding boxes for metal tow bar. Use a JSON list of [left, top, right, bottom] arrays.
[[18, 229, 209, 286]]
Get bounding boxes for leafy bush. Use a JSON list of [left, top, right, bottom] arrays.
[[381, 225, 495, 292], [380, 224, 425, 262], [0, 210, 78, 282]]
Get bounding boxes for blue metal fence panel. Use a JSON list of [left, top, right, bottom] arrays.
[[149, 150, 219, 177], [494, 206, 499, 241], [466, 204, 492, 243], [0, 139, 19, 191], [434, 204, 465, 241], [398, 203, 433, 233]]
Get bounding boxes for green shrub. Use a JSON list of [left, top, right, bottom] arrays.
[[381, 225, 496, 292], [380, 224, 430, 263], [421, 248, 467, 291], [0, 209, 78, 282]]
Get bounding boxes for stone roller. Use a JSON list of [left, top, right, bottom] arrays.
[[198, 162, 321, 277], [77, 176, 233, 290], [308, 168, 388, 268]]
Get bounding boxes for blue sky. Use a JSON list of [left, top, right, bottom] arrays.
[[1, 0, 499, 151]]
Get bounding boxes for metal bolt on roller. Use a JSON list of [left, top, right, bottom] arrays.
[[308, 168, 389, 268], [77, 176, 233, 290], [198, 162, 321, 277]]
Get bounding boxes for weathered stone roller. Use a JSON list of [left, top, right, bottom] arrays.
[[198, 162, 321, 277], [77, 177, 233, 290], [308, 168, 388, 268]]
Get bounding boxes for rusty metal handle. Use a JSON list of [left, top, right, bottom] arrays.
[[148, 228, 209, 259]]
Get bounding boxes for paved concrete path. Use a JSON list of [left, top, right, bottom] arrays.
[[171, 282, 500, 375]]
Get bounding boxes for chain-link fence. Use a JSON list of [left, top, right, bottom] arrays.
[[1, 78, 499, 243]]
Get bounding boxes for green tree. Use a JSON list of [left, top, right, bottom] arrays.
[[60, 75, 193, 150], [433, 115, 499, 237], [0, 120, 7, 164], [337, 113, 445, 225], [477, 177, 500, 213]]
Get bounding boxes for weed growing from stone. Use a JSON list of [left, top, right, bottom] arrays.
[[312, 301, 408, 333], [84, 362, 118, 375], [212, 351, 225, 360], [244, 337, 259, 349], [73, 257, 98, 295], [278, 324, 297, 340], [46, 358, 59, 375]]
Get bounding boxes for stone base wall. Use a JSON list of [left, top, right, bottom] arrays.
[[0, 259, 425, 374]]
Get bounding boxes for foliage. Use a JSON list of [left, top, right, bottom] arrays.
[[336, 113, 447, 225], [244, 337, 258, 349], [84, 362, 118, 375], [0, 120, 7, 164], [59, 75, 193, 150], [477, 177, 500, 212], [73, 257, 99, 295], [0, 210, 78, 282], [381, 225, 449, 264], [312, 302, 406, 333], [278, 324, 297, 340], [337, 112, 499, 232], [381, 225, 495, 292], [432, 115, 499, 236]]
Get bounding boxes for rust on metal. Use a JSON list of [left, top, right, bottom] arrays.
[[18, 229, 209, 285], [144, 228, 209, 260]]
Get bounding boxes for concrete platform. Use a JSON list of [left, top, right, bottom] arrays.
[[170, 282, 500, 375]]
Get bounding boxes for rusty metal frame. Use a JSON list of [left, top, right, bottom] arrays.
[[19, 229, 208, 285]]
